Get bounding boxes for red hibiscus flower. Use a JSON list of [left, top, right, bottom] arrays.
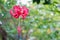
[[10, 5, 23, 19], [10, 5, 29, 19], [22, 6, 29, 19], [10, 9, 19, 18], [13, 5, 23, 15]]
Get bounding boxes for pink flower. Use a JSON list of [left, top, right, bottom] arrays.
[[10, 9, 19, 18], [10, 5, 29, 19], [22, 6, 29, 19], [13, 5, 23, 15], [17, 26, 22, 34], [10, 5, 23, 19]]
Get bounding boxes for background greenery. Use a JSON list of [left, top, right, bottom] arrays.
[[0, 0, 60, 40]]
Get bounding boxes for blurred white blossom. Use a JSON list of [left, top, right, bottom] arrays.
[[1, 14, 4, 16], [20, 0, 32, 6], [0, 21, 2, 24], [28, 37, 36, 40], [29, 29, 33, 33]]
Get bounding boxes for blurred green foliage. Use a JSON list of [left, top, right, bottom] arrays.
[[0, 0, 60, 40]]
